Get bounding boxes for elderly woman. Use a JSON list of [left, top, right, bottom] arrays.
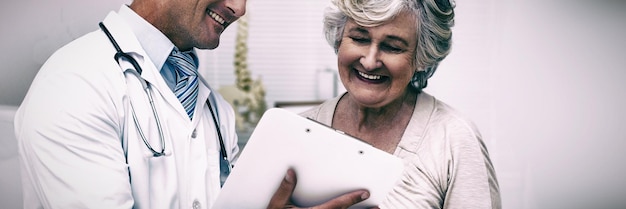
[[301, 0, 502, 208]]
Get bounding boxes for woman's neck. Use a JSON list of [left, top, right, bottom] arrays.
[[333, 90, 418, 153]]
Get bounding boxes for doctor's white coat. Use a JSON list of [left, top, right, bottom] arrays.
[[14, 10, 239, 209]]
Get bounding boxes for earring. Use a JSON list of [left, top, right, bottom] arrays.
[[410, 70, 428, 92]]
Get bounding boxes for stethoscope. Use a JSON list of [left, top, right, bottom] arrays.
[[99, 22, 231, 186]]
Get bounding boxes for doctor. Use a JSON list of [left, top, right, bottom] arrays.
[[14, 0, 371, 208]]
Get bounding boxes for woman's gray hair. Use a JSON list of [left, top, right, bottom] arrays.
[[323, 0, 455, 91]]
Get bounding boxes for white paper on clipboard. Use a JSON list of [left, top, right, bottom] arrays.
[[212, 108, 404, 209]]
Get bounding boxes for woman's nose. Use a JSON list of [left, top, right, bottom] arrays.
[[360, 48, 382, 70]]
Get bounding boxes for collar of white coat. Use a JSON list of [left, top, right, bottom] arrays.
[[101, 6, 173, 93], [101, 8, 186, 117], [118, 5, 175, 73]]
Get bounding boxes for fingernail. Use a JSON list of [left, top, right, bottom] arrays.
[[360, 191, 370, 200], [285, 169, 294, 183]]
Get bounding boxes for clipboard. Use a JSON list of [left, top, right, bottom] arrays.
[[212, 108, 404, 209]]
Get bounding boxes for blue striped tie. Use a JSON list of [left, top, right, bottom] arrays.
[[168, 49, 199, 119]]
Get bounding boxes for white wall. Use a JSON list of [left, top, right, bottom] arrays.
[[198, 0, 342, 106], [435, 1, 626, 208], [2, 0, 626, 208], [486, 1, 626, 208], [0, 0, 130, 106]]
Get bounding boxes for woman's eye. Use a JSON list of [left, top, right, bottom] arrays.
[[381, 44, 405, 53], [350, 37, 370, 44], [383, 47, 404, 53]]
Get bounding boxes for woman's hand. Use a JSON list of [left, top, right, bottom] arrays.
[[266, 168, 379, 209]]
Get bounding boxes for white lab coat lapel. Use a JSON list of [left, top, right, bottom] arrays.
[[196, 75, 228, 204], [101, 13, 191, 123]]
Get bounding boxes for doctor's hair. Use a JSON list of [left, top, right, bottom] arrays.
[[323, 0, 455, 91]]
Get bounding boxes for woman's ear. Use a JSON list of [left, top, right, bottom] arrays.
[[410, 68, 430, 92], [334, 39, 342, 54]]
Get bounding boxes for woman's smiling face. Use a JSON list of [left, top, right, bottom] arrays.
[[337, 11, 418, 108]]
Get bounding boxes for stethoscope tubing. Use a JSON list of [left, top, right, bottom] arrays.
[[97, 22, 229, 164]]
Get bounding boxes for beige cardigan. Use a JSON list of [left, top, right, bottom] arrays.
[[300, 92, 501, 209]]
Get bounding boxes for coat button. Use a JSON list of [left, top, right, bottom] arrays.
[[192, 200, 201, 209], [191, 129, 197, 138]]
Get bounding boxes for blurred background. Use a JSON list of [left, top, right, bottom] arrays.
[[1, 0, 625, 208]]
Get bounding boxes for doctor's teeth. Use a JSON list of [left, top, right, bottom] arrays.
[[358, 71, 382, 80], [209, 11, 225, 24]]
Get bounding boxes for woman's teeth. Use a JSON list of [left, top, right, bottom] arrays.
[[208, 11, 225, 25], [358, 71, 382, 80]]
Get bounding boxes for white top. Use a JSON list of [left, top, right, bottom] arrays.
[[14, 5, 239, 209], [301, 92, 502, 209]]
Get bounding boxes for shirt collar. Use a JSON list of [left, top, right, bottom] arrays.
[[118, 5, 174, 71]]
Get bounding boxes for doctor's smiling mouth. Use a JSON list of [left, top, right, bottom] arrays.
[[206, 5, 239, 32]]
